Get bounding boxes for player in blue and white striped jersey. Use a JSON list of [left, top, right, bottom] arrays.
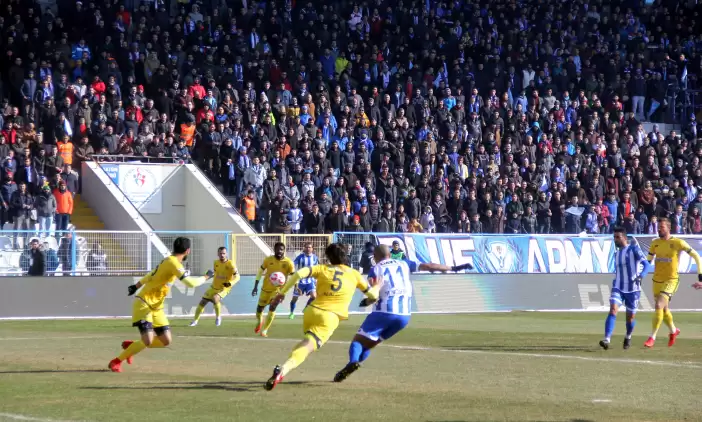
[[288, 242, 319, 319], [600, 227, 652, 350], [333, 244, 472, 382]]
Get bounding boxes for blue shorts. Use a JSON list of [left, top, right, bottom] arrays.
[[610, 289, 641, 313], [294, 282, 316, 297], [357, 312, 411, 342]]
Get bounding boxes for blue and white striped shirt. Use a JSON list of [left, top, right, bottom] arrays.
[[293, 253, 319, 285], [613, 241, 648, 293], [368, 258, 419, 316]]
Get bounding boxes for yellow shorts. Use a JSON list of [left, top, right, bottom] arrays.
[[203, 287, 231, 301], [132, 298, 169, 328], [653, 279, 679, 299], [302, 306, 340, 349], [258, 288, 280, 307]]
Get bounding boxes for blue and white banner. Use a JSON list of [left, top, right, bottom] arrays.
[[366, 234, 702, 274]]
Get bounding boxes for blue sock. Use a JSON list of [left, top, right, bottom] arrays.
[[349, 341, 363, 364], [626, 319, 636, 338], [290, 300, 297, 314], [604, 313, 617, 340], [359, 347, 371, 362]]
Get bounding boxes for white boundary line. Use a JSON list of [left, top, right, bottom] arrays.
[[2, 333, 701, 368], [0, 413, 85, 422], [3, 308, 702, 321]]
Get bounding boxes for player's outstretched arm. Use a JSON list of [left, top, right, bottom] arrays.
[[180, 275, 208, 288], [418, 262, 473, 272], [127, 280, 143, 296]]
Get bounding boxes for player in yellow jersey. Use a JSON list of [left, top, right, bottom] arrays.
[[252, 242, 295, 337], [264, 243, 380, 391], [108, 237, 213, 373], [189, 246, 240, 327], [644, 218, 702, 348]]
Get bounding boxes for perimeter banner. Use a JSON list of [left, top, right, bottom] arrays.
[[367, 234, 702, 274], [2, 275, 702, 319]]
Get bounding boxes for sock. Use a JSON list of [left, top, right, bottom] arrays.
[[193, 304, 205, 322], [263, 311, 276, 332], [349, 341, 363, 364], [604, 313, 616, 341], [626, 319, 636, 339], [256, 312, 263, 327], [118, 340, 147, 362], [214, 302, 222, 319], [651, 309, 664, 339], [663, 309, 676, 334], [116, 337, 165, 362], [359, 348, 371, 362], [281, 341, 314, 377], [290, 300, 297, 315]]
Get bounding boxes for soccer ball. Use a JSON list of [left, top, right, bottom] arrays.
[[269, 272, 286, 286]]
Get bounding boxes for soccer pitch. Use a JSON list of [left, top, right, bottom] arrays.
[[0, 313, 701, 422]]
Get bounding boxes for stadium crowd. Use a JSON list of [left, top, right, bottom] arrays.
[[0, 0, 701, 237]]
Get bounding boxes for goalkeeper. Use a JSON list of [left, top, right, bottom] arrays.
[[108, 237, 213, 373]]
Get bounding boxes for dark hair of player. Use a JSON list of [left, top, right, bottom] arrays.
[[173, 237, 191, 254], [325, 243, 348, 266], [274, 242, 285, 250], [217, 246, 226, 253], [304, 241, 313, 248], [613, 226, 626, 235]]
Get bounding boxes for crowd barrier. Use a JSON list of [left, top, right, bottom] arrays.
[[335, 233, 702, 274], [3, 274, 702, 319]]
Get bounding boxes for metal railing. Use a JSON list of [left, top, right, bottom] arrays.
[[0, 230, 333, 276]]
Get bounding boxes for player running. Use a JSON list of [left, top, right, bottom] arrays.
[[108, 237, 212, 372], [333, 244, 473, 382], [599, 227, 651, 350], [252, 242, 295, 337], [264, 243, 379, 391], [288, 242, 319, 319], [189, 246, 239, 327], [644, 218, 702, 348]]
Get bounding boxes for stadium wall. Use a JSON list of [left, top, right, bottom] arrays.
[[2, 274, 701, 320], [342, 233, 702, 274]]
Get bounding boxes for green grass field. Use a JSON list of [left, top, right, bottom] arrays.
[[1, 313, 702, 422]]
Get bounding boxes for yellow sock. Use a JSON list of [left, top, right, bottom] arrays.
[[263, 311, 276, 332], [651, 309, 664, 339], [256, 312, 263, 326], [193, 304, 205, 321], [214, 302, 222, 318], [663, 309, 676, 334], [281, 341, 314, 377], [118, 340, 147, 362], [149, 337, 166, 348]]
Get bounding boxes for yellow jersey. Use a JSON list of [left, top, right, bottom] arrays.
[[305, 264, 369, 319], [647, 237, 693, 281], [211, 259, 239, 290], [137, 256, 187, 309], [260, 255, 295, 292]]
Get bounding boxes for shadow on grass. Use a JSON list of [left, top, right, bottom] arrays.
[[441, 345, 596, 353], [81, 380, 326, 393], [0, 369, 107, 374]]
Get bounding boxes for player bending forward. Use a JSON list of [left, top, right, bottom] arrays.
[[334, 244, 472, 382], [644, 218, 702, 348], [289, 242, 319, 319], [264, 243, 379, 390], [190, 247, 239, 327], [599, 227, 652, 350], [109, 237, 212, 372], [252, 242, 295, 337]]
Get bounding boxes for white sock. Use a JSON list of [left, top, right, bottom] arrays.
[[650, 333, 656, 340], [625, 334, 632, 340], [604, 337, 610, 342]]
